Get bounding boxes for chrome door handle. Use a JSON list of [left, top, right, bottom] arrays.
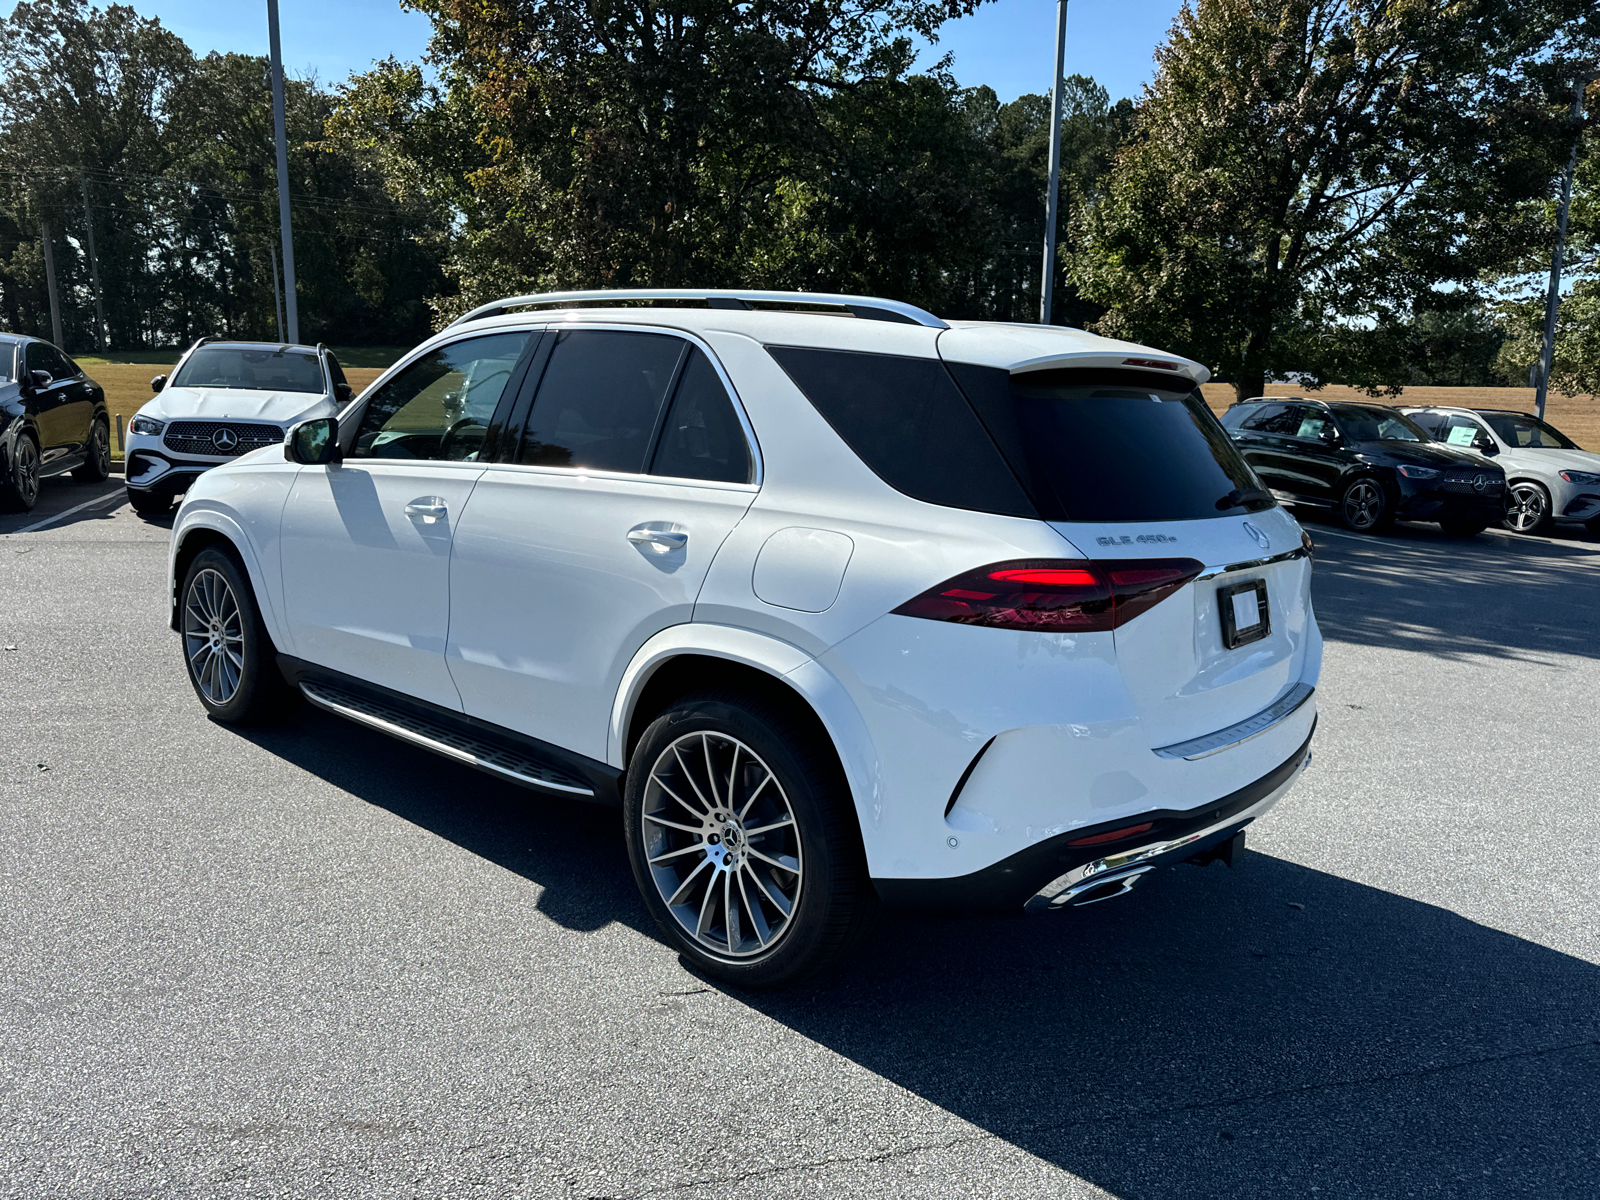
[[405, 498, 448, 524], [627, 527, 687, 552]]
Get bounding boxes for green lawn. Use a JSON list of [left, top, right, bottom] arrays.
[[77, 345, 406, 370]]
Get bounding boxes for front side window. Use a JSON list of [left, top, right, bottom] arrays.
[[1230, 403, 1297, 435], [1435, 413, 1490, 448], [1328, 405, 1424, 443], [519, 329, 685, 473], [1291, 408, 1336, 440], [26, 343, 73, 381], [1481, 412, 1578, 450], [172, 345, 324, 393], [353, 332, 531, 461]]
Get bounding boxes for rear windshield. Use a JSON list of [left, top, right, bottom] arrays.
[[172, 346, 325, 393], [946, 364, 1271, 522]]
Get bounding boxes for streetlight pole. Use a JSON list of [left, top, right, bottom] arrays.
[[1534, 76, 1590, 420], [1039, 0, 1069, 324], [267, 0, 299, 344]]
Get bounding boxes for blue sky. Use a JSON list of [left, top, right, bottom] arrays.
[[117, 0, 1186, 103]]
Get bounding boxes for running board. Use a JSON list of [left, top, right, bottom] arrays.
[[300, 680, 595, 797]]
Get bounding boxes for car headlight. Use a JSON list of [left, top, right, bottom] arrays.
[[129, 415, 165, 436], [1559, 470, 1600, 485], [1397, 464, 1438, 479]]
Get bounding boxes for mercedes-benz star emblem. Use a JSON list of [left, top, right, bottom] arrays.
[[211, 427, 239, 453], [1472, 474, 1488, 493], [1242, 521, 1271, 551]]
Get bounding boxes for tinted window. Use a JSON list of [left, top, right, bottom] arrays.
[[1328, 405, 1424, 442], [353, 332, 530, 461], [650, 349, 752, 484], [947, 364, 1269, 522], [1232, 403, 1297, 434], [520, 330, 684, 473], [1481, 412, 1578, 450], [0, 342, 15, 382], [27, 343, 73, 381], [1408, 411, 1446, 438], [173, 345, 324, 393], [768, 347, 1035, 517], [1434, 413, 1489, 448], [1291, 407, 1336, 440]]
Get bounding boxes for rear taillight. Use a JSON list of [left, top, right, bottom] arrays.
[[892, 558, 1203, 633]]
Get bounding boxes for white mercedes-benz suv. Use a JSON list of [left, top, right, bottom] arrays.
[[167, 290, 1320, 985], [126, 339, 355, 515]]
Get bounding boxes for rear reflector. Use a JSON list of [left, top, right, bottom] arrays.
[[892, 558, 1203, 633], [1068, 822, 1154, 847]]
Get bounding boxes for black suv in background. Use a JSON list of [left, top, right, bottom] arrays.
[[1219, 397, 1505, 535], [0, 334, 112, 512]]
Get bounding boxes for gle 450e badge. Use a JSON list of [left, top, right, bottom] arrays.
[[1097, 533, 1179, 546]]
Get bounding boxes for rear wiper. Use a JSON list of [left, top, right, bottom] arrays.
[[1216, 487, 1273, 511]]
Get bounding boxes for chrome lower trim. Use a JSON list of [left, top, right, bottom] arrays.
[[300, 680, 594, 796], [1024, 754, 1311, 914], [1194, 546, 1309, 582], [1152, 682, 1315, 761]]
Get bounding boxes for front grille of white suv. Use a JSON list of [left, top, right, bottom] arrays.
[[163, 420, 285, 458]]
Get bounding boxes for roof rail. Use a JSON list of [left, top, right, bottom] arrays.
[[445, 289, 948, 330]]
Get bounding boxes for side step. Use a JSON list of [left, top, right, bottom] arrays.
[[300, 680, 595, 797]]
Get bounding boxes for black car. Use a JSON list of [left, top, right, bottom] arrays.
[[1218, 397, 1505, 535], [0, 334, 112, 512]]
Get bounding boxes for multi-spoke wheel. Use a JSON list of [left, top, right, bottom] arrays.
[[1, 434, 41, 512], [74, 418, 111, 482], [624, 692, 875, 987], [1339, 476, 1391, 532], [1503, 482, 1552, 535], [179, 547, 292, 723]]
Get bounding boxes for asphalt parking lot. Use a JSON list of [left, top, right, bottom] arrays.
[[3, 475, 1598, 1199]]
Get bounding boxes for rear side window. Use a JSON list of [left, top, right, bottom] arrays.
[[945, 364, 1270, 522], [650, 349, 752, 484], [1229, 403, 1296, 434], [766, 347, 1035, 518], [520, 330, 684, 473]]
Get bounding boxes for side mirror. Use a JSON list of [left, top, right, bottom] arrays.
[[1474, 438, 1498, 456], [285, 416, 341, 465], [27, 369, 51, 391], [335, 382, 355, 405], [151, 374, 167, 393], [1319, 428, 1341, 444]]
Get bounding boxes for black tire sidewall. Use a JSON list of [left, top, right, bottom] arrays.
[[2, 435, 40, 512], [180, 547, 286, 724], [74, 419, 111, 482], [128, 489, 173, 516], [623, 693, 870, 988], [1339, 476, 1390, 532]]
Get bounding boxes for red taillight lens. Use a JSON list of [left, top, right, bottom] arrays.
[[892, 557, 1203, 633], [1067, 822, 1154, 847]]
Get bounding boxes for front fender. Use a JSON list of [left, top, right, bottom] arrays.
[[169, 468, 297, 650]]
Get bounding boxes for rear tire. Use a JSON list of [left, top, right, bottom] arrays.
[[623, 690, 876, 988], [128, 489, 173, 516], [179, 547, 293, 724], [1587, 515, 1600, 538], [0, 434, 41, 512], [1338, 476, 1392, 532], [73, 418, 111, 482], [1503, 482, 1553, 535]]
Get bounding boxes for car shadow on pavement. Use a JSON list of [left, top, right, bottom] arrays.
[[1307, 516, 1600, 662], [236, 706, 1599, 1198]]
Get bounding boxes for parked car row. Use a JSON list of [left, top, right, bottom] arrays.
[[1219, 396, 1600, 538], [0, 333, 111, 510]]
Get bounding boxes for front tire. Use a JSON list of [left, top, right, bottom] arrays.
[[624, 691, 876, 988], [180, 547, 292, 724], [0, 434, 41, 512], [1339, 476, 1392, 532], [128, 489, 173, 516], [1439, 516, 1487, 537], [73, 418, 111, 482], [1504, 482, 1553, 535]]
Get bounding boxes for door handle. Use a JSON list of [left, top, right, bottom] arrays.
[[405, 498, 448, 524], [627, 527, 687, 552]]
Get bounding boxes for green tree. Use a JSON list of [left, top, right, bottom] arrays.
[[1071, 0, 1596, 402]]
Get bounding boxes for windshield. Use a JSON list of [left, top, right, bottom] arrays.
[[1480, 412, 1578, 450], [1329, 405, 1425, 442], [171, 346, 325, 393]]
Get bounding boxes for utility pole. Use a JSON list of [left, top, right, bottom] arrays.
[[270, 243, 284, 341], [267, 0, 299, 343], [1039, 0, 1070, 324], [79, 171, 107, 351], [1535, 75, 1590, 420], [39, 220, 64, 349]]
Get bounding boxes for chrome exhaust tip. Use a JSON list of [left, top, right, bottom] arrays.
[[1025, 864, 1157, 913]]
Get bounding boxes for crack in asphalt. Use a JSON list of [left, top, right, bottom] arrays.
[[617, 1036, 1600, 1197]]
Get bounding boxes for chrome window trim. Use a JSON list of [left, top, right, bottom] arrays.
[[1152, 681, 1315, 761]]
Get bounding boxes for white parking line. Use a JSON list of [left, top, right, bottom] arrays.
[[8, 488, 125, 535]]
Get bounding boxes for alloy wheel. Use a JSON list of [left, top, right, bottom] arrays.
[[183, 568, 245, 705], [641, 731, 802, 959], [1342, 480, 1382, 530], [15, 438, 39, 507], [91, 422, 109, 473], [1504, 483, 1548, 533]]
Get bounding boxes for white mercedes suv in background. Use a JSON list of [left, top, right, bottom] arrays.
[[166, 290, 1320, 986], [1401, 405, 1600, 536], [126, 339, 355, 515]]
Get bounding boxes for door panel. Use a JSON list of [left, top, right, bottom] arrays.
[[280, 462, 484, 708]]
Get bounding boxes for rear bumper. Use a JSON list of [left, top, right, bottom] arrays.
[[874, 726, 1313, 913]]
